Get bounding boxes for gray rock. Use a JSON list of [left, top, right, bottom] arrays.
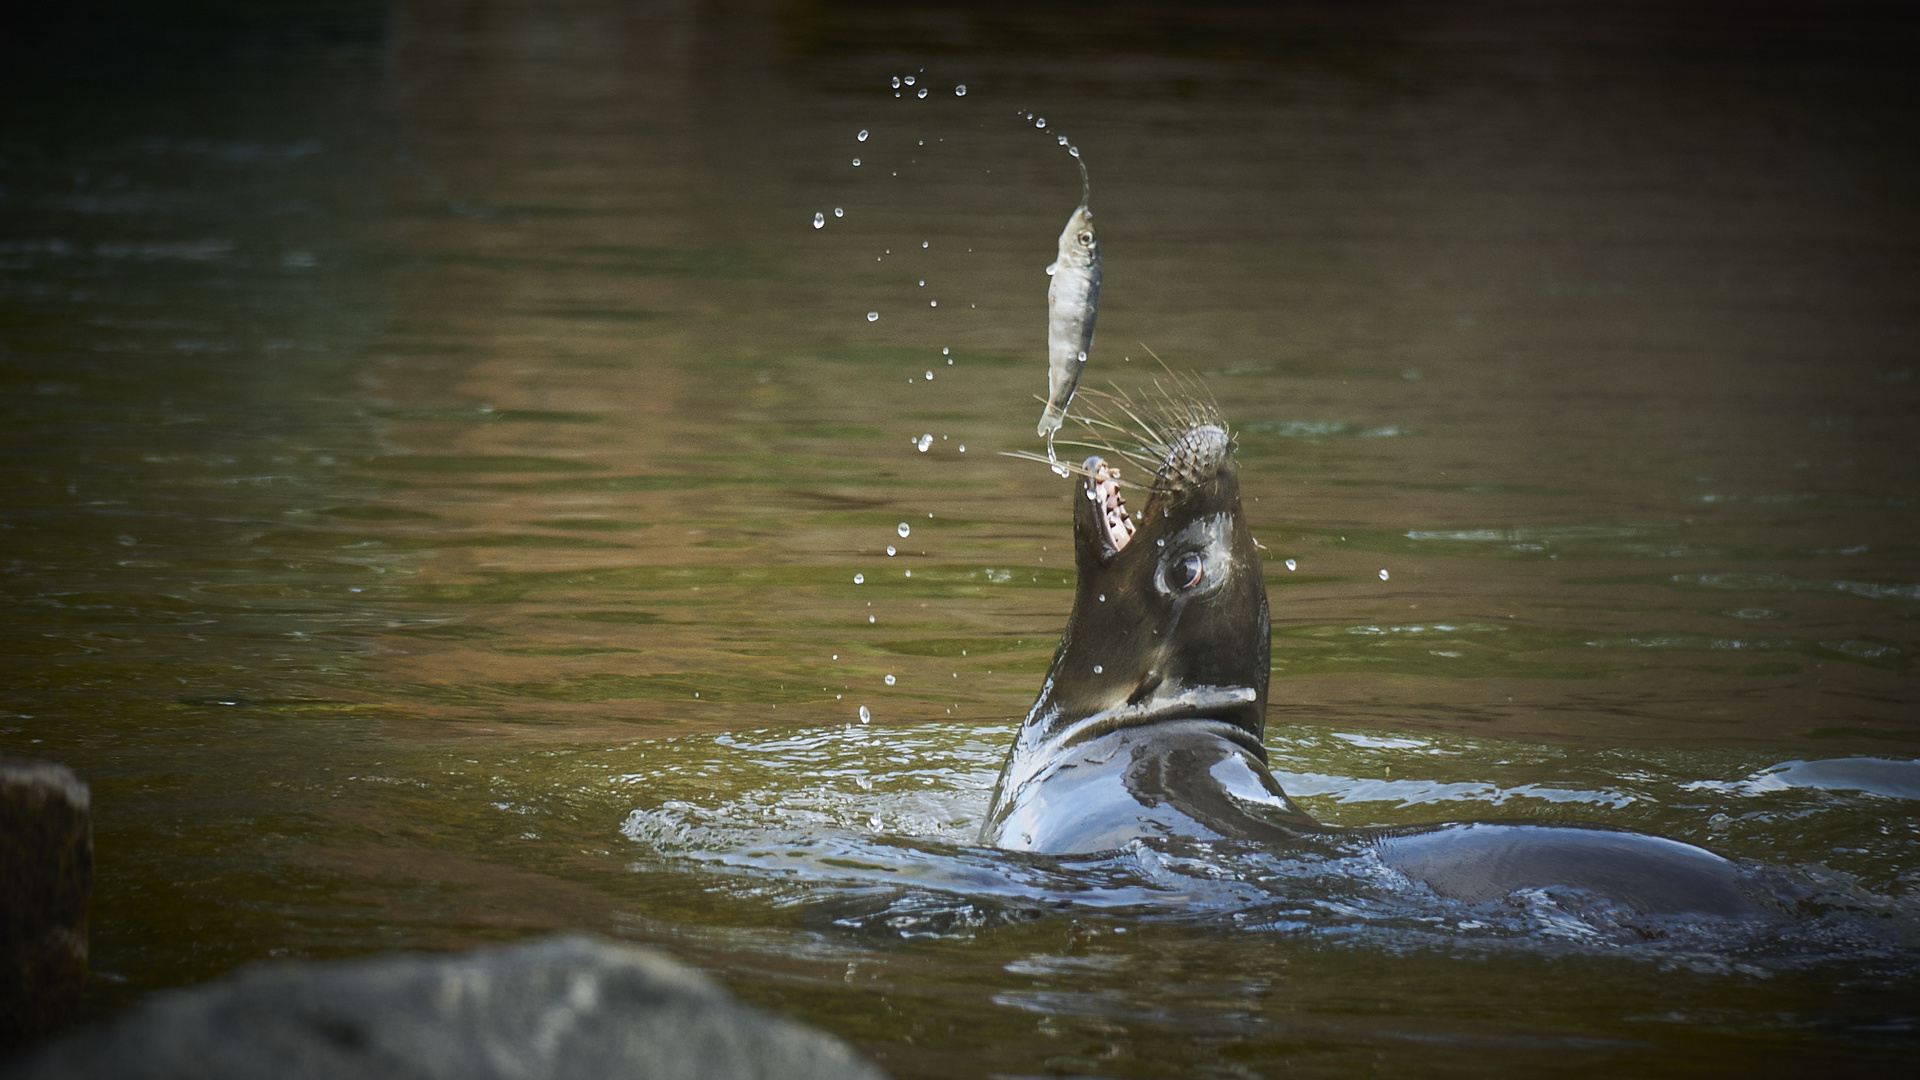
[[1, 756, 92, 1050], [7, 935, 886, 1080]]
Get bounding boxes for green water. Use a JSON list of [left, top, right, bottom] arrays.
[[4, 1, 1918, 1074]]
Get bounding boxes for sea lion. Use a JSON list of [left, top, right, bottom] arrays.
[[982, 387, 1771, 919]]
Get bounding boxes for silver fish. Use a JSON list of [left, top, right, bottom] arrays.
[[1037, 204, 1101, 436]]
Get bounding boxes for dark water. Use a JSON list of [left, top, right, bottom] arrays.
[[5, 0, 1919, 1074]]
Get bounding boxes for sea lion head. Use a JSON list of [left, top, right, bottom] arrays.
[[983, 386, 1272, 843]]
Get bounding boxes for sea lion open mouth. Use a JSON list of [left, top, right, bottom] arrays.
[[1085, 458, 1135, 555]]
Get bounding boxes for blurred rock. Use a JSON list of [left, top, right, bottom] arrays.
[[7, 934, 887, 1079], [0, 756, 92, 1050]]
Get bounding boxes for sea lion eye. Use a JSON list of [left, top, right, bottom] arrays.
[[1168, 551, 1204, 590]]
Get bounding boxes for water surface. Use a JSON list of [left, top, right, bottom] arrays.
[[4, 0, 1918, 1074]]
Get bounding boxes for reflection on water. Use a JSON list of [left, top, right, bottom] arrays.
[[4, 0, 1918, 1073]]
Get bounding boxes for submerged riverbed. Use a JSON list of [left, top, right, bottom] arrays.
[[4, 0, 1918, 1074]]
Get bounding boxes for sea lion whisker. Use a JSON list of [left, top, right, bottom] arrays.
[[1108, 399, 1170, 452], [996, 450, 1149, 489], [1058, 436, 1162, 476]]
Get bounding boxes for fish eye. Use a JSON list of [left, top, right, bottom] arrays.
[[1167, 551, 1204, 591], [1078, 232, 1094, 247]]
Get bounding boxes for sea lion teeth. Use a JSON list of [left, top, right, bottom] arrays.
[[1088, 459, 1135, 553]]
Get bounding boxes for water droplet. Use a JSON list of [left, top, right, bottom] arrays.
[[1069, 146, 1080, 158], [954, 84, 966, 96], [1093, 665, 1103, 674], [1098, 594, 1106, 602], [891, 76, 901, 88], [924, 370, 933, 380], [1045, 264, 1057, 276], [918, 279, 925, 286], [857, 129, 869, 142], [884, 674, 897, 685], [853, 573, 864, 584], [921, 240, 929, 248], [941, 347, 949, 355], [812, 212, 825, 229], [903, 75, 915, 86], [904, 569, 912, 577], [898, 522, 911, 538], [886, 546, 896, 556], [916, 434, 933, 452], [852, 158, 861, 166], [832, 653, 838, 659], [866, 311, 879, 322], [834, 207, 844, 218], [1285, 558, 1297, 571], [946, 358, 952, 365], [1035, 116, 1046, 127], [957, 444, 966, 453], [917, 87, 928, 99], [868, 614, 875, 623], [929, 300, 937, 307], [1379, 568, 1391, 581], [1077, 350, 1087, 363], [1050, 463, 1069, 478], [1057, 134, 1068, 146], [1156, 538, 1165, 547], [859, 704, 872, 722]]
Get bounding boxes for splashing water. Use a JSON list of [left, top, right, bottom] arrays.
[[613, 722, 1920, 970]]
